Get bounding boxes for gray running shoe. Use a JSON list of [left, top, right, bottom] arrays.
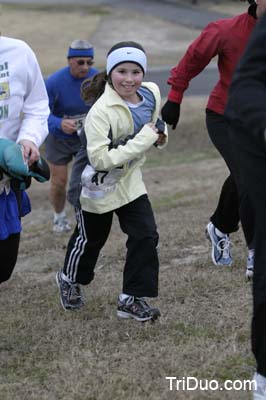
[[206, 222, 232, 266], [117, 296, 160, 322], [246, 251, 254, 281], [53, 216, 71, 233], [252, 373, 266, 400], [56, 271, 84, 310]]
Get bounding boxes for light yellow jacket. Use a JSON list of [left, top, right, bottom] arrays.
[[80, 81, 168, 214]]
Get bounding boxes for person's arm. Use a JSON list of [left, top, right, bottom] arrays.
[[16, 44, 49, 164], [162, 21, 222, 128], [46, 78, 80, 135], [17, 46, 49, 145], [85, 108, 159, 171], [225, 13, 266, 139], [45, 78, 65, 134], [168, 21, 222, 102]]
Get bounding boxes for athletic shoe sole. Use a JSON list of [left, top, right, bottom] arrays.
[[53, 225, 71, 234], [117, 310, 153, 321], [117, 308, 160, 322]]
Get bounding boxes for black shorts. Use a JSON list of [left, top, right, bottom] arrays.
[[45, 134, 81, 165]]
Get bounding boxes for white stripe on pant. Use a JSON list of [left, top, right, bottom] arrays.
[[65, 207, 88, 282]]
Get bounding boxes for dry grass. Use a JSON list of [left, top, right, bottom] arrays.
[[0, 3, 200, 74], [0, 4, 107, 75], [0, 3, 255, 400], [0, 96, 254, 400]]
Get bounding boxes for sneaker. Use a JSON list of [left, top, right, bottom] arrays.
[[246, 250, 255, 281], [253, 372, 266, 399], [55, 271, 84, 310], [117, 295, 161, 322], [206, 222, 232, 266], [53, 216, 71, 233]]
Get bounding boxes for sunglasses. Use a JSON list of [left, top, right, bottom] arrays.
[[76, 59, 94, 66]]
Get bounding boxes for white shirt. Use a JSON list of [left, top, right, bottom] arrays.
[[0, 36, 49, 147]]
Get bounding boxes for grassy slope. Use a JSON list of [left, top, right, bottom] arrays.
[[0, 3, 254, 400], [0, 98, 253, 400]]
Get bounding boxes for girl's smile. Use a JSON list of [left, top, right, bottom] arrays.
[[111, 62, 144, 103]]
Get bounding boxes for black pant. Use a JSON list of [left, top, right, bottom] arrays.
[[0, 233, 20, 283], [229, 123, 266, 376], [206, 109, 254, 247], [63, 194, 159, 298]]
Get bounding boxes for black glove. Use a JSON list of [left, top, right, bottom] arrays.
[[29, 156, 50, 182], [161, 100, 180, 129]]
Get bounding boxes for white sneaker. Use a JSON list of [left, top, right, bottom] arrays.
[[53, 216, 71, 233], [206, 222, 232, 266], [253, 373, 266, 399], [246, 249, 255, 281]]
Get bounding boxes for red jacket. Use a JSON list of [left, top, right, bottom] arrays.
[[167, 12, 256, 115]]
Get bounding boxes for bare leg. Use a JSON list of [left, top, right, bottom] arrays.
[[49, 163, 68, 213]]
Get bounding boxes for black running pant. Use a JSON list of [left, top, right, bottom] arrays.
[[63, 194, 159, 298], [229, 122, 266, 376], [206, 109, 254, 247], [0, 233, 20, 283]]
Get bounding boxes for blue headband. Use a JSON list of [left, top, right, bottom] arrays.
[[67, 47, 94, 59]]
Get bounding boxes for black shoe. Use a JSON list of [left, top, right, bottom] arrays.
[[56, 271, 84, 310], [117, 296, 160, 322]]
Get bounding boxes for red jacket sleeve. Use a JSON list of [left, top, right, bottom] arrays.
[[168, 21, 223, 103]]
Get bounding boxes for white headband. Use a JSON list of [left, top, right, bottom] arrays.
[[106, 47, 147, 75]]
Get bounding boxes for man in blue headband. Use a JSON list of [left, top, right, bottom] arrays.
[[45, 39, 98, 233]]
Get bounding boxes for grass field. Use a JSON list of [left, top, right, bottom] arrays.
[[0, 96, 254, 400], [0, 2, 255, 400], [0, 2, 202, 74]]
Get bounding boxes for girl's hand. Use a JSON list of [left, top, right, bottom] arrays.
[[61, 119, 77, 134], [155, 133, 166, 146], [147, 122, 158, 134], [147, 122, 166, 146]]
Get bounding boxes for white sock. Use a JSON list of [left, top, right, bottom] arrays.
[[54, 210, 66, 222], [61, 272, 74, 284], [119, 293, 132, 302], [248, 248, 255, 257]]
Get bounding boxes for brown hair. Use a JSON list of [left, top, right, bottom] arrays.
[[81, 41, 146, 105], [81, 71, 110, 105]]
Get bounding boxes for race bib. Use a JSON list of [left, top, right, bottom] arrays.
[[63, 113, 87, 135], [81, 164, 124, 200]]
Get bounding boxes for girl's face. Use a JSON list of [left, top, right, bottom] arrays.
[[110, 62, 144, 103]]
